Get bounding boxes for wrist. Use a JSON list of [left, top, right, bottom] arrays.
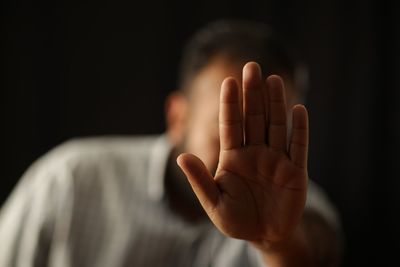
[[249, 226, 314, 267]]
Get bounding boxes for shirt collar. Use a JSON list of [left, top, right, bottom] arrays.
[[147, 134, 172, 201]]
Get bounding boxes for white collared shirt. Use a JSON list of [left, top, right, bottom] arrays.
[[0, 134, 340, 267]]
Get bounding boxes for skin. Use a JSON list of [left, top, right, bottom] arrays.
[[166, 58, 312, 266]]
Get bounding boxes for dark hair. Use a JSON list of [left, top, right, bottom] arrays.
[[178, 20, 306, 94]]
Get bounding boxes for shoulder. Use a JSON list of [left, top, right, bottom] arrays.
[[20, 135, 162, 188], [46, 135, 159, 163], [306, 180, 341, 229], [36, 135, 158, 169]]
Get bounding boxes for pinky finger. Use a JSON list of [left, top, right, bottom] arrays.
[[289, 105, 309, 169]]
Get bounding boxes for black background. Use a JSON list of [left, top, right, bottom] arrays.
[[1, 0, 400, 266]]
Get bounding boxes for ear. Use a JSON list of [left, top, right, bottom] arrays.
[[165, 91, 188, 146]]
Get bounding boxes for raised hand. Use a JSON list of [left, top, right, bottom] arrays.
[[177, 62, 309, 245]]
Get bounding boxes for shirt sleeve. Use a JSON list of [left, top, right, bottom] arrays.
[[0, 153, 74, 267]]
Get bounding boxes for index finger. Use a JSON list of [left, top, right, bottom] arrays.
[[219, 77, 243, 150]]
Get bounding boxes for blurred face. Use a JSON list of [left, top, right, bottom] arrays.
[[167, 57, 299, 174]]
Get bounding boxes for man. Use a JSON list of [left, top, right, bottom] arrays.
[[0, 20, 342, 266]]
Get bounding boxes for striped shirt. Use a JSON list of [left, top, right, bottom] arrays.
[[0, 135, 340, 267]]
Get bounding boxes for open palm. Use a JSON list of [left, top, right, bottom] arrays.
[[178, 62, 309, 244]]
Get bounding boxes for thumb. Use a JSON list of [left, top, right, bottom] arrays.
[[177, 153, 220, 213]]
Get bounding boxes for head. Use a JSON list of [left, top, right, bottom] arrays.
[[166, 20, 307, 174]]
